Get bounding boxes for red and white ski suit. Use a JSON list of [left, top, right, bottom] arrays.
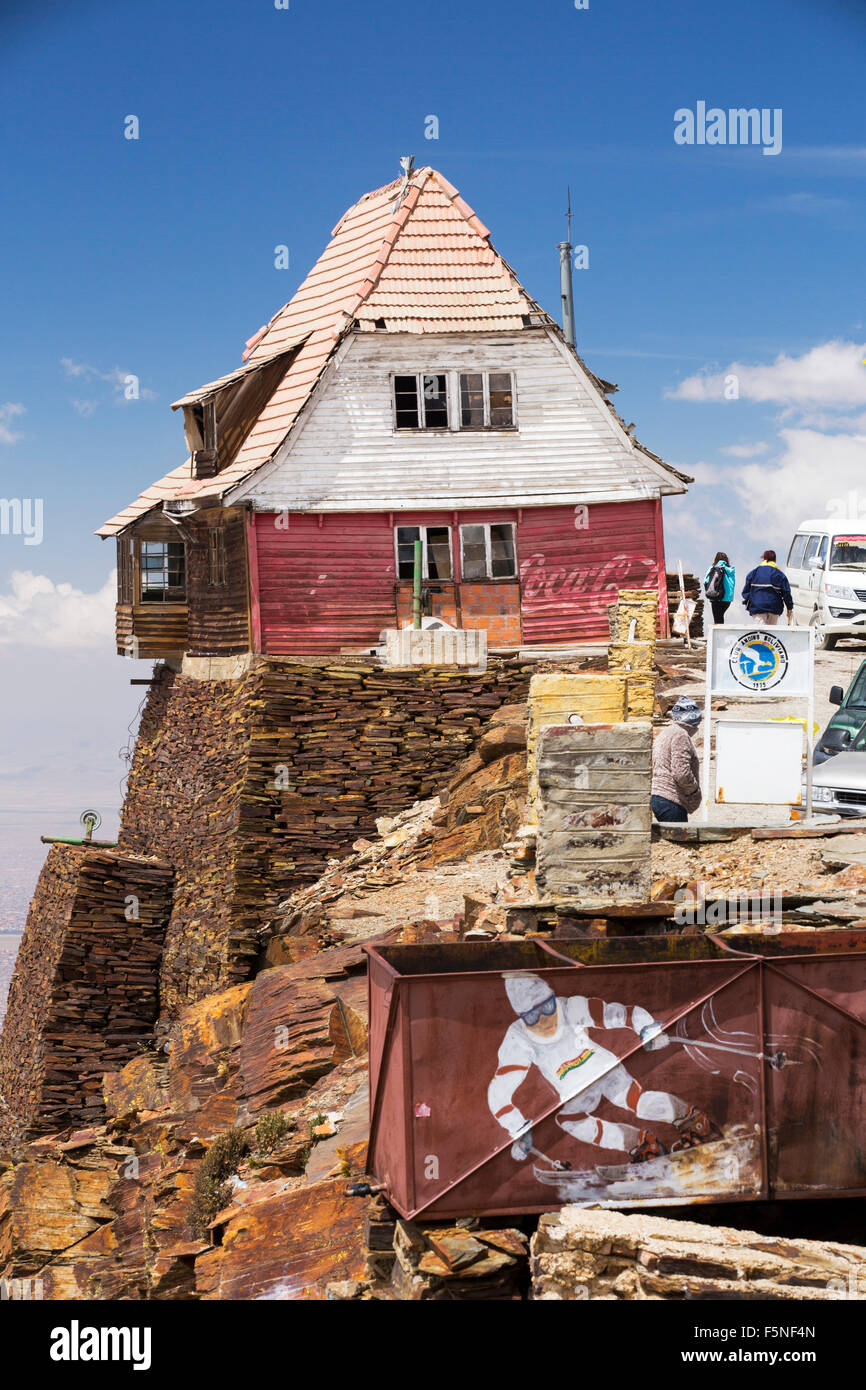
[[487, 993, 688, 1155]]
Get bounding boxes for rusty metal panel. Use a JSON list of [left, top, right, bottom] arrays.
[[366, 938, 866, 1219], [518, 501, 661, 643], [763, 957, 866, 1195], [367, 956, 412, 1216]]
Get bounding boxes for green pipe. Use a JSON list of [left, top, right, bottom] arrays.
[[40, 836, 118, 848], [412, 538, 423, 630]]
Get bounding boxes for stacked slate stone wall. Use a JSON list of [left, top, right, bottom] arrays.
[[0, 848, 173, 1144], [118, 657, 534, 1017]]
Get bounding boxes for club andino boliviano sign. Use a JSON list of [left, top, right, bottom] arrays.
[[709, 626, 813, 699]]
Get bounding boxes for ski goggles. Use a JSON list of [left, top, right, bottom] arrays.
[[520, 994, 557, 1027]]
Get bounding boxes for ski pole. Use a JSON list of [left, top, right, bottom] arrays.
[[665, 1036, 793, 1069], [528, 1144, 572, 1172]]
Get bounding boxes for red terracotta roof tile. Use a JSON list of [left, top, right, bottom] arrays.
[[97, 167, 557, 537]]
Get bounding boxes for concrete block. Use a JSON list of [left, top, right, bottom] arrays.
[[382, 628, 487, 671], [607, 590, 659, 644], [608, 640, 655, 672], [527, 674, 627, 819]]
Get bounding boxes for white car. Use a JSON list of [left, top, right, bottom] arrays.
[[806, 719, 866, 816], [786, 520, 866, 650]]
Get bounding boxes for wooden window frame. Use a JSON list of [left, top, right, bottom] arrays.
[[458, 371, 516, 431], [459, 521, 518, 581], [117, 537, 134, 604], [391, 372, 450, 431], [208, 529, 227, 586], [394, 524, 454, 581], [391, 370, 517, 432], [137, 538, 187, 604]]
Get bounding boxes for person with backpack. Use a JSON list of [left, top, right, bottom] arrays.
[[741, 549, 793, 627], [703, 551, 735, 625]]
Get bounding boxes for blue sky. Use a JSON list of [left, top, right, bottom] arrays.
[[1, 0, 865, 891]]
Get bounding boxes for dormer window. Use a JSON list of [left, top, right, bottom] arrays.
[[393, 374, 449, 429]]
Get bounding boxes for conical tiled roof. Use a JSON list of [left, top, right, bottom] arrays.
[[97, 168, 683, 537]]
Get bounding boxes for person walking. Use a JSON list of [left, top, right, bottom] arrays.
[[651, 696, 703, 823], [703, 551, 735, 625], [741, 549, 793, 627]]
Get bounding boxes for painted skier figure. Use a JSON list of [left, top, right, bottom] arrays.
[[488, 973, 720, 1165]]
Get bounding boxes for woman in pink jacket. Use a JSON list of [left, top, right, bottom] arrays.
[[651, 697, 702, 823]]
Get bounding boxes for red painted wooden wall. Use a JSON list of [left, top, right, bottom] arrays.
[[253, 500, 667, 653], [517, 500, 664, 643], [254, 511, 397, 654]]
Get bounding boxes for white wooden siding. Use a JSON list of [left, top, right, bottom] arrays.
[[231, 329, 684, 512]]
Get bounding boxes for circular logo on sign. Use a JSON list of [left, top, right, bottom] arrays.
[[728, 631, 789, 691]]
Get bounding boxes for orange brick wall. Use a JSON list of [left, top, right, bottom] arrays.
[[396, 582, 522, 646]]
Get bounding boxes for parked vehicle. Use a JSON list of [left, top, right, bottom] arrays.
[[813, 659, 866, 764], [806, 719, 866, 815], [786, 520, 866, 650]]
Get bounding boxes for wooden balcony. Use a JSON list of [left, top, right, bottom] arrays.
[[116, 602, 189, 659]]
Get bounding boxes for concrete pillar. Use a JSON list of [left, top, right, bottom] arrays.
[[535, 720, 652, 904]]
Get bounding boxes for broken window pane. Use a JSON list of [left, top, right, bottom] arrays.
[[490, 523, 516, 578], [461, 524, 487, 580], [422, 374, 448, 428], [460, 372, 485, 428], [426, 527, 452, 579], [208, 529, 227, 586], [139, 541, 186, 603], [488, 373, 514, 427], [397, 526, 421, 579], [394, 375, 420, 429]]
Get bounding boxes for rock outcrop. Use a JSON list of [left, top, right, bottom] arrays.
[[530, 1206, 866, 1300]]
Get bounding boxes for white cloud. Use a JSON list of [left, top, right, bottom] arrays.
[[725, 427, 866, 538], [71, 399, 97, 418], [61, 358, 156, 406], [668, 340, 866, 408], [720, 441, 769, 458], [0, 402, 25, 445], [750, 192, 849, 215], [787, 146, 866, 164], [679, 460, 723, 485], [0, 570, 116, 648]]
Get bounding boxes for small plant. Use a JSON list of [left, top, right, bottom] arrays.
[[254, 1110, 292, 1155], [189, 1127, 249, 1240]]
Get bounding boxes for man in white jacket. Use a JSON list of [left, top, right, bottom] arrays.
[[487, 973, 719, 1164]]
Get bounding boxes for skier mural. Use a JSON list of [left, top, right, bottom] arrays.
[[487, 973, 722, 1173], [482, 970, 824, 1205]]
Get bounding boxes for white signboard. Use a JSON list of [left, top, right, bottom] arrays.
[[709, 625, 813, 698], [714, 721, 804, 806]]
